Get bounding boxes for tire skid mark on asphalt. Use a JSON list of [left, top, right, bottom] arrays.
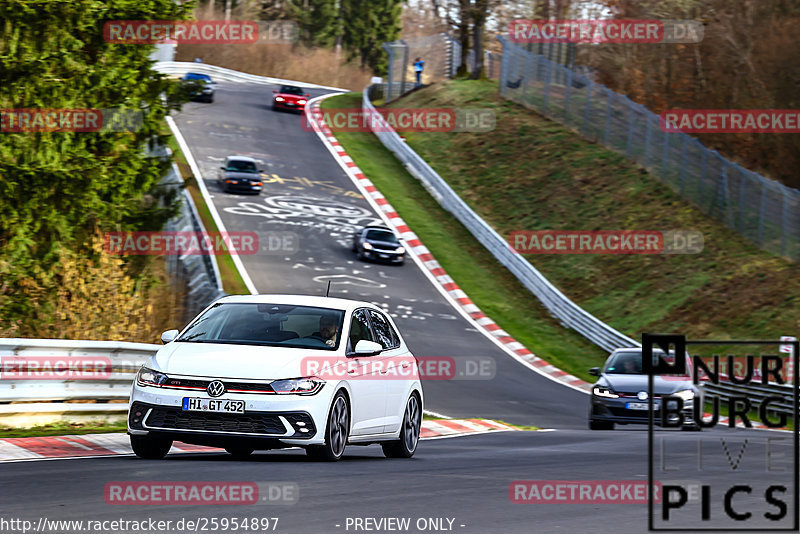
[[305, 98, 593, 396], [0, 420, 519, 462]]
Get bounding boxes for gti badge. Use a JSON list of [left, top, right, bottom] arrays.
[[207, 380, 226, 397], [637, 391, 648, 401]]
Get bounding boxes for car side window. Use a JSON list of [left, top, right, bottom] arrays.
[[367, 310, 400, 349], [348, 309, 375, 351]]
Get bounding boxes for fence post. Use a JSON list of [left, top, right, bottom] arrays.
[[644, 113, 653, 168], [781, 188, 789, 256], [582, 79, 594, 136], [661, 130, 670, 180], [520, 53, 533, 106], [382, 42, 395, 102], [564, 67, 573, 122], [757, 182, 766, 246], [699, 148, 707, 208], [679, 135, 687, 196], [543, 59, 552, 114], [400, 39, 409, 94], [604, 89, 612, 146], [625, 101, 635, 158], [497, 36, 508, 96], [737, 172, 747, 233]]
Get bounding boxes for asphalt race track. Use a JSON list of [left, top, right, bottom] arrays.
[[3, 82, 793, 534]]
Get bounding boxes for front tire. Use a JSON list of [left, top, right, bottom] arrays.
[[130, 434, 172, 459], [589, 420, 614, 430], [306, 391, 349, 461], [382, 393, 422, 458]]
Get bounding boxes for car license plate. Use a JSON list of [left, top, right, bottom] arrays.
[[379, 253, 389, 259], [626, 402, 651, 410], [182, 398, 245, 414]]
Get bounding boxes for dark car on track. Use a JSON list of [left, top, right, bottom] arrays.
[[181, 72, 215, 103], [588, 348, 702, 431], [352, 225, 405, 265], [272, 85, 310, 112], [217, 156, 263, 194]]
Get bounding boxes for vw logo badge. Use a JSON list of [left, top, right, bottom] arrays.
[[207, 380, 226, 397], [637, 391, 648, 401]]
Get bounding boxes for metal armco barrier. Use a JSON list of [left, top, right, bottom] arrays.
[[0, 339, 158, 422], [153, 61, 347, 92]]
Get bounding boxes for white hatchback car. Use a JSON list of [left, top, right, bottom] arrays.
[[128, 295, 423, 461]]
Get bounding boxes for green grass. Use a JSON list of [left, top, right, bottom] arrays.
[[323, 93, 607, 381], [323, 80, 800, 383], [164, 124, 250, 295], [0, 421, 127, 438]]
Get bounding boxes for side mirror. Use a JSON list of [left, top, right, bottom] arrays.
[[273, 89, 278, 93], [161, 329, 179, 344], [220, 166, 226, 170], [589, 367, 601, 377], [353, 340, 382, 356], [305, 93, 310, 97]]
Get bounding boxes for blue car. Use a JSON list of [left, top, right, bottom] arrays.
[[181, 72, 215, 103]]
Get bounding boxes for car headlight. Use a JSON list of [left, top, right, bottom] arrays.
[[592, 385, 619, 399], [362, 242, 373, 250], [395, 246, 405, 254], [673, 389, 695, 401], [297, 99, 307, 105], [275, 97, 285, 102], [137, 367, 168, 387], [271, 377, 325, 395]]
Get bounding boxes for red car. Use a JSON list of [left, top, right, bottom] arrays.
[[272, 85, 310, 112]]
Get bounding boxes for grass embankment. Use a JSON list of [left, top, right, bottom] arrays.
[[165, 130, 250, 295], [323, 81, 800, 381], [322, 93, 607, 382]]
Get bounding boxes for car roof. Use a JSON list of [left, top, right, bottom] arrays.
[[213, 294, 383, 314], [225, 155, 257, 163], [185, 72, 211, 79]]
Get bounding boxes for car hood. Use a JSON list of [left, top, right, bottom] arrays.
[[223, 171, 260, 180], [367, 240, 401, 250], [152, 342, 331, 380], [599, 374, 694, 395]]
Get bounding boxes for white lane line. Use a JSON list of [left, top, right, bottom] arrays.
[[166, 115, 258, 294]]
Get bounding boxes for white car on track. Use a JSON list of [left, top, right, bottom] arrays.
[[128, 295, 423, 461]]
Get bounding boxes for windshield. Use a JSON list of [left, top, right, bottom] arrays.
[[184, 73, 211, 83], [279, 85, 304, 95], [176, 303, 344, 350], [604, 350, 689, 376], [226, 159, 258, 173], [365, 229, 398, 243]]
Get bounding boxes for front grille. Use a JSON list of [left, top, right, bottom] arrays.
[[162, 377, 275, 394], [145, 407, 287, 435]]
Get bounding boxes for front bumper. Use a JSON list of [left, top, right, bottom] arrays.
[[223, 181, 262, 193], [129, 382, 332, 445], [590, 396, 696, 426], [361, 249, 405, 263]]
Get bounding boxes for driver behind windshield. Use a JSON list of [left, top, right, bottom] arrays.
[[311, 315, 339, 347]]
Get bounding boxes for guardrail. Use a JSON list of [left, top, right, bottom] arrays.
[[156, 146, 227, 318], [0, 339, 158, 425], [362, 84, 638, 354], [153, 61, 348, 92]]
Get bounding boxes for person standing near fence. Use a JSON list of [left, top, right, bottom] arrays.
[[414, 57, 425, 88]]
